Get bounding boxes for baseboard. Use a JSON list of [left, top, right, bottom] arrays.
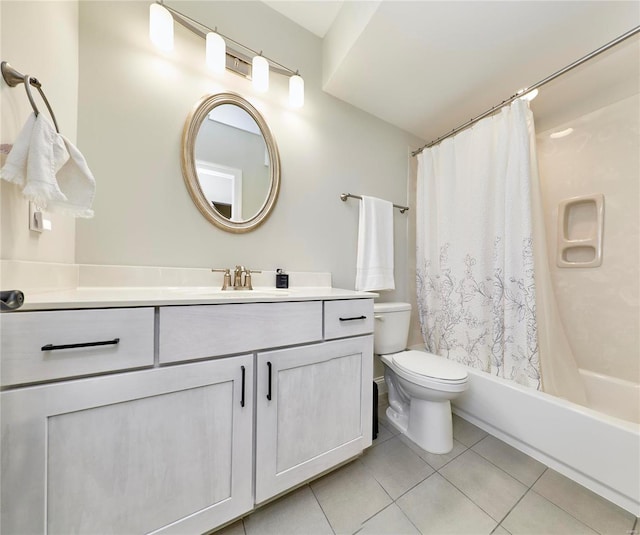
[[374, 376, 387, 395]]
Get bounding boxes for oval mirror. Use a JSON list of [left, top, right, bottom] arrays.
[[181, 92, 280, 233]]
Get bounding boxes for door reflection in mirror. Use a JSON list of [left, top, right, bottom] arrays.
[[195, 105, 270, 222]]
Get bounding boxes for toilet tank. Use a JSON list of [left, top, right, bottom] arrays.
[[373, 302, 412, 355]]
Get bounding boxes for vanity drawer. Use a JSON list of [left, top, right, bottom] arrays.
[[158, 301, 323, 363], [1, 308, 155, 386], [324, 299, 374, 340]]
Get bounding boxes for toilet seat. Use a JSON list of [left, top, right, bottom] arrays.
[[392, 350, 468, 384]]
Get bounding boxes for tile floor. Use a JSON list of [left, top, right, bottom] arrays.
[[217, 401, 639, 535]]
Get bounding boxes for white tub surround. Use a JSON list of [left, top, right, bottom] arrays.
[[1, 275, 375, 534], [452, 366, 640, 516]]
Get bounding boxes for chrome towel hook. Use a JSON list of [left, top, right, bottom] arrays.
[[1, 61, 60, 133]]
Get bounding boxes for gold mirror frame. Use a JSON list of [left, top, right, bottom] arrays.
[[181, 92, 281, 233]]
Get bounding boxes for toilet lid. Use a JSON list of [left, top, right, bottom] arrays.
[[393, 351, 468, 382]]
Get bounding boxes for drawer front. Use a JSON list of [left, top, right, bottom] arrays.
[[324, 299, 374, 340], [1, 308, 155, 386], [159, 301, 323, 363]]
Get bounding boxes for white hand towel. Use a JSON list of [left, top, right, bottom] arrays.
[[1, 113, 95, 218], [21, 113, 70, 207], [0, 112, 36, 187], [47, 135, 95, 218], [355, 195, 395, 291]]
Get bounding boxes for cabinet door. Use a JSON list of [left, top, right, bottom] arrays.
[[255, 336, 373, 503], [1, 356, 253, 535]]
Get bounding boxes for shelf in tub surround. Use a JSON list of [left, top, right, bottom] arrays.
[[0, 261, 377, 311]]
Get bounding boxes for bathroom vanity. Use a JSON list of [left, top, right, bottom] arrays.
[[1, 288, 374, 534]]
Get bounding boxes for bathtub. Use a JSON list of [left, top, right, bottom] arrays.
[[451, 366, 640, 516]]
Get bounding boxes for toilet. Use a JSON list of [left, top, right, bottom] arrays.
[[375, 302, 469, 454]]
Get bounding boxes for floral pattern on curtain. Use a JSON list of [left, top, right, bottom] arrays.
[[416, 99, 541, 389]]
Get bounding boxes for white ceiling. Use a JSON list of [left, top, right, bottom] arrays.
[[264, 1, 639, 143], [263, 0, 343, 38]]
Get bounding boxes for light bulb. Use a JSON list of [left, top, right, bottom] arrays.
[[289, 74, 304, 108], [206, 32, 226, 74], [149, 3, 174, 52], [252, 55, 269, 93]]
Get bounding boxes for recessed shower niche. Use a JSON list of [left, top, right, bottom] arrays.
[[557, 193, 604, 267]]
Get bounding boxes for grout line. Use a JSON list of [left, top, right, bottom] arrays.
[[307, 483, 337, 535], [527, 488, 602, 534], [529, 467, 548, 489], [393, 499, 424, 535], [436, 469, 508, 524], [394, 469, 438, 502], [431, 444, 470, 472], [462, 446, 542, 489], [494, 487, 533, 528], [356, 502, 397, 531]]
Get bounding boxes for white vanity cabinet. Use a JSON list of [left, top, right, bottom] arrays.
[[1, 356, 254, 535], [1, 295, 374, 534], [255, 335, 373, 503]]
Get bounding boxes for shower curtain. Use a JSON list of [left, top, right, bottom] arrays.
[[416, 99, 586, 403]]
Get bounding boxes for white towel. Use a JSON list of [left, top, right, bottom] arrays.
[[1, 113, 95, 218], [355, 195, 395, 291]]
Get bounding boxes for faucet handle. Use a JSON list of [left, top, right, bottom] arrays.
[[211, 268, 232, 290], [243, 269, 262, 290]]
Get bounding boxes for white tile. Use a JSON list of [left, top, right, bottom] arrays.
[[440, 450, 528, 521], [213, 519, 245, 535], [472, 436, 546, 486], [398, 433, 467, 470], [355, 504, 419, 535], [311, 460, 391, 534], [361, 436, 434, 499], [532, 469, 637, 535], [502, 491, 598, 534], [372, 421, 394, 446], [491, 526, 511, 535], [452, 414, 487, 447], [397, 473, 497, 535], [244, 486, 332, 535]]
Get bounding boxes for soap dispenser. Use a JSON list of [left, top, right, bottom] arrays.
[[275, 268, 289, 289]]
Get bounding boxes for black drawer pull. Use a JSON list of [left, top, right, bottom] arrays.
[[240, 366, 246, 408], [266, 361, 272, 401], [41, 338, 120, 351], [339, 315, 367, 322]]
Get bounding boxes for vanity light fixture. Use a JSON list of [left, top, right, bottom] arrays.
[[149, 3, 174, 52], [252, 55, 269, 93], [289, 73, 304, 108], [149, 1, 304, 108], [206, 31, 226, 74]]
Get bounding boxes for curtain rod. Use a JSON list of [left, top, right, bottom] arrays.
[[411, 25, 640, 157]]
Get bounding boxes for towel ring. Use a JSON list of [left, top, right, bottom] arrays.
[[1, 61, 60, 133]]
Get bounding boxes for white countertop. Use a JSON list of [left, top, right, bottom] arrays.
[[16, 286, 377, 311]]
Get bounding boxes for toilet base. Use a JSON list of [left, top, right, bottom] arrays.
[[385, 399, 454, 455]]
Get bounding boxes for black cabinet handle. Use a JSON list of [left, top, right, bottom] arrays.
[[339, 315, 367, 322], [41, 338, 120, 351], [266, 361, 272, 401], [240, 366, 246, 408]]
